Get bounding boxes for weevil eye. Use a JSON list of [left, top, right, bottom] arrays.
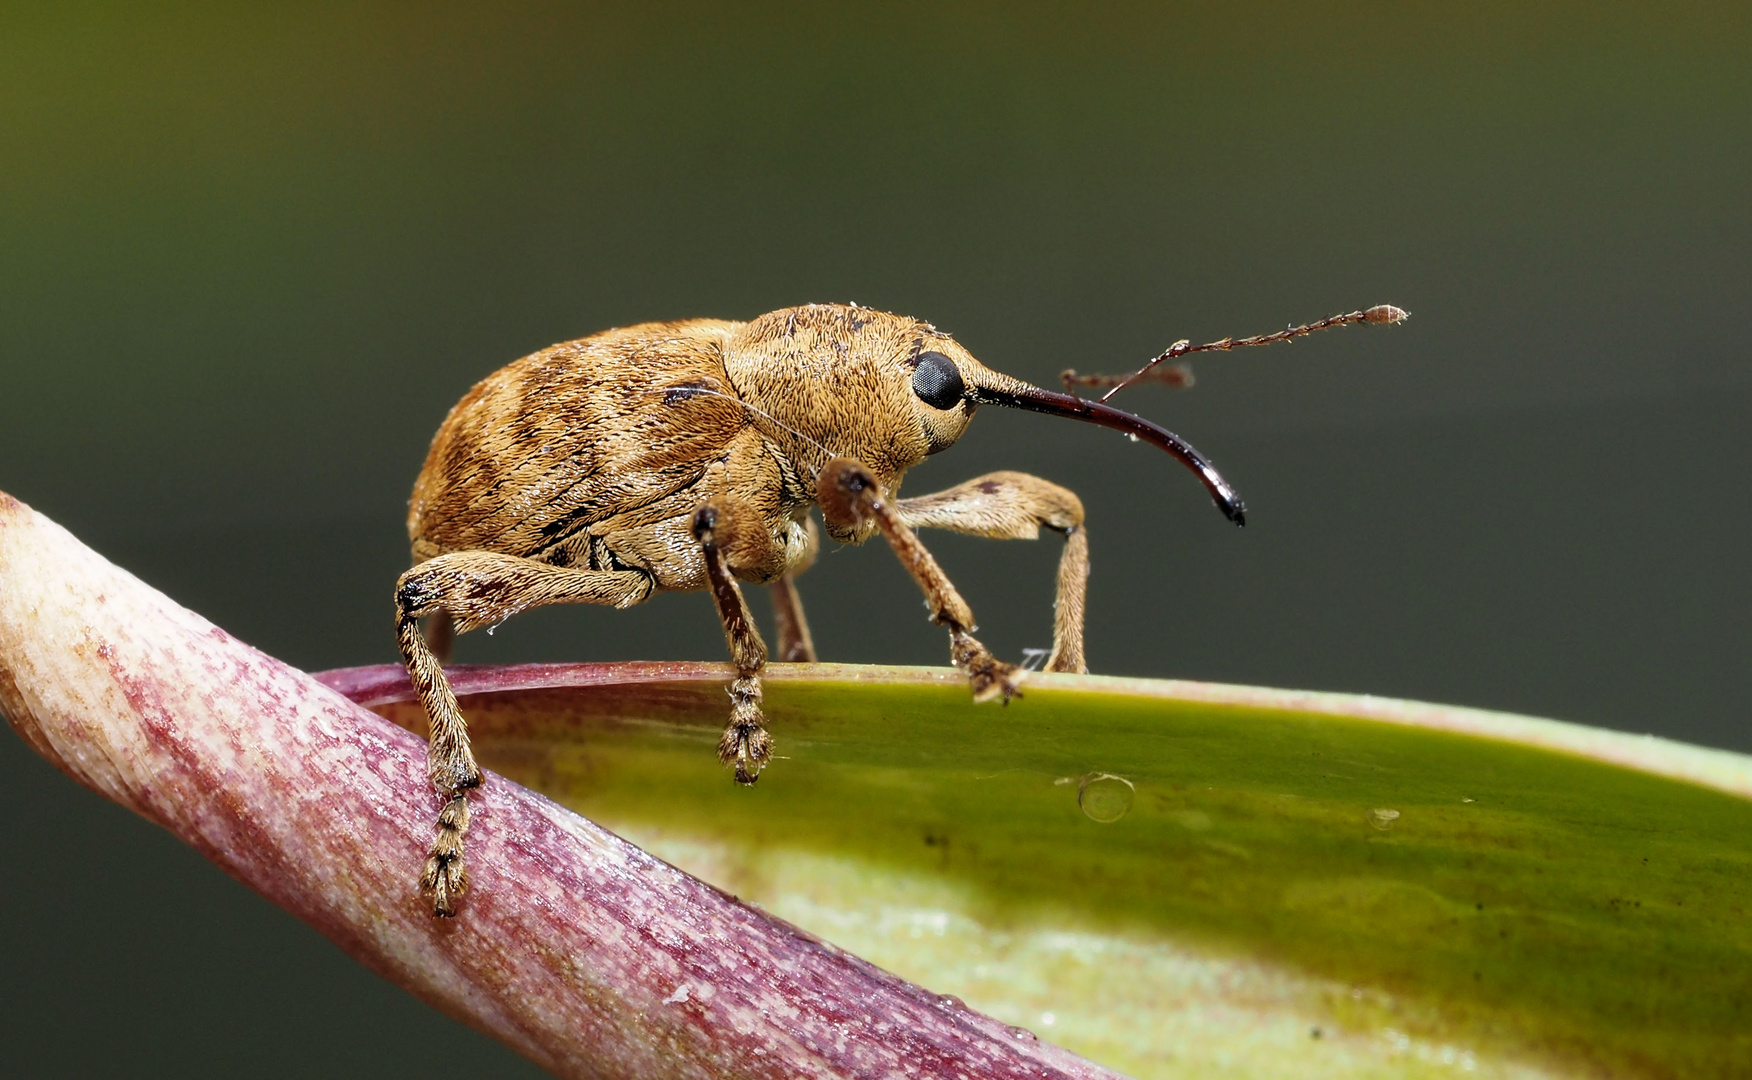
[[911, 351, 966, 411]]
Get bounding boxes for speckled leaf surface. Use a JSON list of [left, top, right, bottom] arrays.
[[325, 662, 1752, 1080]]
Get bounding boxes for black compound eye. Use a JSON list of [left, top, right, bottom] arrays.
[[911, 351, 966, 411]]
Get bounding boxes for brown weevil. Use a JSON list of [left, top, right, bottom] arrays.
[[396, 301, 1406, 915]]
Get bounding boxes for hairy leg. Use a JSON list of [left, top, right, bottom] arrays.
[[897, 471, 1089, 674], [816, 458, 1024, 702], [691, 499, 776, 783], [768, 516, 819, 662], [394, 551, 653, 915], [768, 574, 816, 662]]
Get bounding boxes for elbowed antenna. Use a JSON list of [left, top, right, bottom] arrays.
[[967, 382, 1247, 526], [1064, 304, 1410, 403], [1008, 302, 1408, 525]]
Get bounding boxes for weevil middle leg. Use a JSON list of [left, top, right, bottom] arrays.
[[691, 498, 778, 783]]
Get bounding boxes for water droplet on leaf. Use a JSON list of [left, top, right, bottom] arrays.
[[1078, 773, 1135, 822]]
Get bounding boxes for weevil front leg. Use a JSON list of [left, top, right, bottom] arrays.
[[816, 457, 1025, 702], [898, 471, 1089, 674], [691, 500, 775, 783], [395, 551, 653, 915]]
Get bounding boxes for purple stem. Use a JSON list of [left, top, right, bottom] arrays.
[[0, 491, 1121, 1080]]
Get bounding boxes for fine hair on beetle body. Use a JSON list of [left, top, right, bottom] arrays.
[[394, 300, 1406, 915]]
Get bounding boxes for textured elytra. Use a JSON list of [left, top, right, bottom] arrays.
[[407, 304, 1031, 572]]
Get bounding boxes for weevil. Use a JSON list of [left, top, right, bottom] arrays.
[[396, 301, 1405, 915]]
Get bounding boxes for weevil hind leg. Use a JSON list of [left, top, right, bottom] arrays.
[[767, 574, 815, 663], [424, 609, 456, 665], [897, 471, 1090, 674], [767, 516, 820, 663], [394, 551, 653, 915], [691, 498, 779, 784], [816, 457, 1026, 702]]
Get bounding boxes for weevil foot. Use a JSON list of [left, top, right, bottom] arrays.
[[420, 794, 471, 917], [951, 629, 1026, 704], [721, 723, 773, 784], [719, 675, 773, 784]]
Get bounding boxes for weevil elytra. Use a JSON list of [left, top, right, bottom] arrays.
[[397, 301, 1405, 915]]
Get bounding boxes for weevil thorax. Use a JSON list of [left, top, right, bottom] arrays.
[[722, 304, 1018, 494]]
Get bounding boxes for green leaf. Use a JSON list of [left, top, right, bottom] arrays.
[[332, 662, 1752, 1079]]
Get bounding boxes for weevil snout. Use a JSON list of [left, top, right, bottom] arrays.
[[962, 372, 1247, 526]]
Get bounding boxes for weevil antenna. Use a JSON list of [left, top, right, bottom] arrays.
[[967, 382, 1247, 526], [1073, 304, 1408, 404]]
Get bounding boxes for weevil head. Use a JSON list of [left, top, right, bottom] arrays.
[[722, 304, 998, 487], [722, 303, 1246, 526]]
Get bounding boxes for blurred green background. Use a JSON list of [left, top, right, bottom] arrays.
[[2, 2, 1747, 1075]]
